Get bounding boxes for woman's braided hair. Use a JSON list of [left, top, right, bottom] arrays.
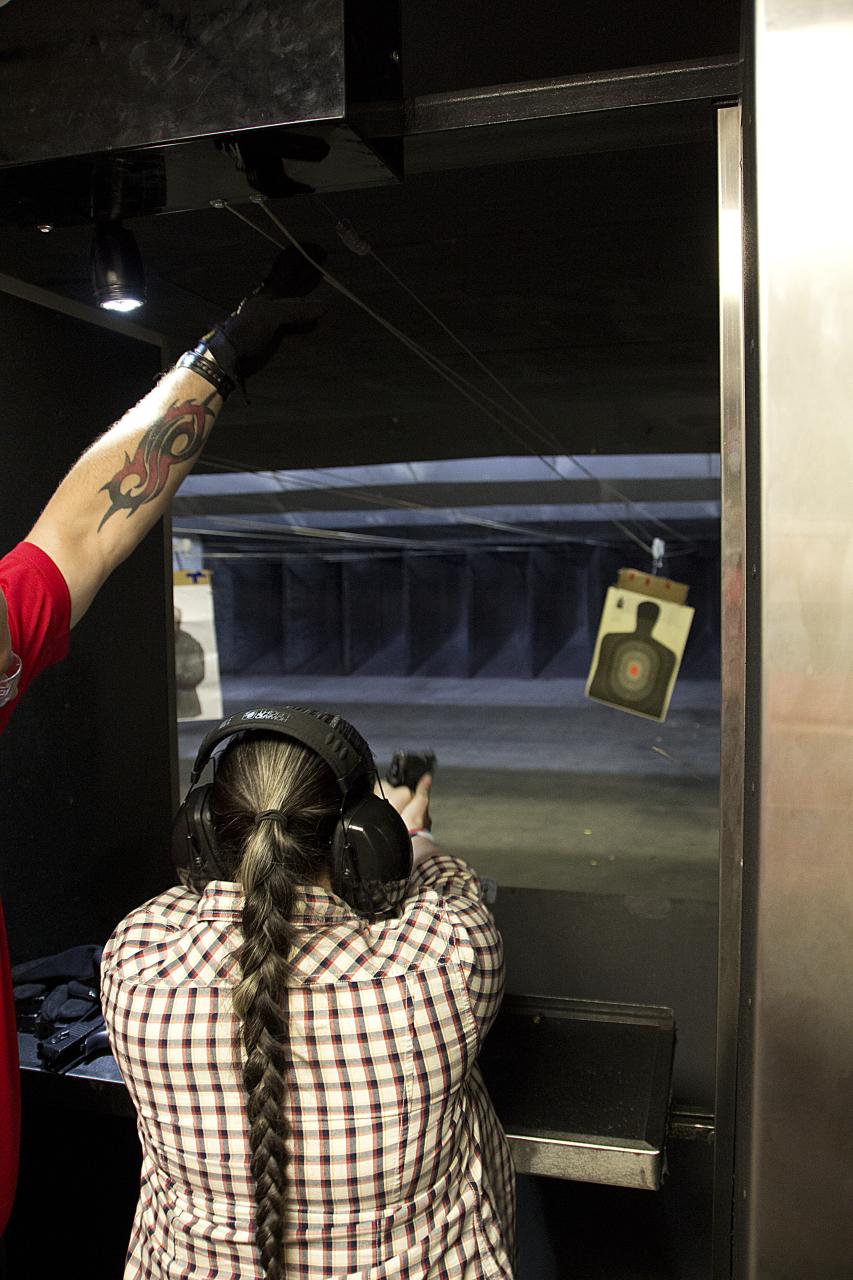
[[211, 733, 341, 1280]]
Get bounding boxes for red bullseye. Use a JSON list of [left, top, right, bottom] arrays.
[[628, 663, 640, 678]]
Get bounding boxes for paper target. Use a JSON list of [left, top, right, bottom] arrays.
[[606, 640, 664, 705], [585, 587, 694, 721], [173, 571, 224, 722]]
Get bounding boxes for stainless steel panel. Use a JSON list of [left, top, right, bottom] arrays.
[[713, 102, 747, 1279], [738, 2, 853, 1275], [506, 1133, 663, 1191]]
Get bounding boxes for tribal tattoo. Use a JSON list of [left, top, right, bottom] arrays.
[[98, 394, 215, 530]]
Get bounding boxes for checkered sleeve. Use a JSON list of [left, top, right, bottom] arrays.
[[408, 848, 505, 1041], [100, 888, 201, 1062]]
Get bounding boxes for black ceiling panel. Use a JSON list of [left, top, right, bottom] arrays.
[[0, 0, 346, 167]]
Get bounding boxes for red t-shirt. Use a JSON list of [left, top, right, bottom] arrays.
[[0, 542, 71, 1234]]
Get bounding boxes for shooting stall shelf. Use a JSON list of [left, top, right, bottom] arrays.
[[20, 994, 675, 1191], [17, 1031, 134, 1120], [477, 995, 676, 1191]]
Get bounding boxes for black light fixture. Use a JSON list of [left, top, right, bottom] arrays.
[[91, 220, 146, 312]]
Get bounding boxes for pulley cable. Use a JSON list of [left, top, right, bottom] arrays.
[[253, 201, 658, 557], [210, 199, 696, 558], [196, 452, 632, 550], [318, 202, 691, 549]]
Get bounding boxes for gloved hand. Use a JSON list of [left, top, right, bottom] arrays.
[[202, 243, 327, 387]]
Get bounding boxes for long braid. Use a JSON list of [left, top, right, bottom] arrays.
[[234, 833, 295, 1280], [212, 736, 340, 1280]]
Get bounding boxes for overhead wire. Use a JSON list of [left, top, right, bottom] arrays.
[[316, 201, 696, 551], [192, 451, 640, 550], [176, 489, 569, 550], [255, 199, 664, 556], [173, 515, 625, 554], [179, 455, 648, 554], [317, 204, 701, 548], [219, 200, 580, 455], [173, 520, 435, 550], [216, 198, 655, 555], [329, 214, 704, 553], [174, 489, 615, 550], [193, 449, 715, 561], [174, 526, 632, 557], [210, 197, 703, 561]]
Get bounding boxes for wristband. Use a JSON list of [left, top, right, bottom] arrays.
[[176, 346, 236, 401], [0, 651, 22, 708], [408, 828, 435, 841]]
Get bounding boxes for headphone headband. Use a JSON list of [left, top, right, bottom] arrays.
[[173, 704, 412, 918], [190, 705, 374, 793]]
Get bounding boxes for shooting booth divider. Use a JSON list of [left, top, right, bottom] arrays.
[[0, 276, 176, 1273], [0, 275, 177, 958]]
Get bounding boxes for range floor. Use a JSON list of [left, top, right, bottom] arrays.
[[179, 675, 721, 903]]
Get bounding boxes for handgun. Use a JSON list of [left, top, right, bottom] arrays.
[[37, 1017, 111, 1073], [386, 750, 436, 791]]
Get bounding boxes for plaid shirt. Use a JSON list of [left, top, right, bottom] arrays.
[[101, 849, 516, 1280]]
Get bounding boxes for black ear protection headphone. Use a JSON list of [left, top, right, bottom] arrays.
[[171, 705, 413, 918]]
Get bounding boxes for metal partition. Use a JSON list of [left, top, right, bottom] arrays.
[[0, 276, 176, 959], [729, 3, 853, 1276], [713, 102, 748, 1279]]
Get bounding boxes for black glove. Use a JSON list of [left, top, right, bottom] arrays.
[[202, 244, 327, 386]]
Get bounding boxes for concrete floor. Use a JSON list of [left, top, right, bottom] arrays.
[[179, 675, 720, 903]]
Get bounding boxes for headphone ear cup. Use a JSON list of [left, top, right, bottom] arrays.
[[329, 823, 362, 910], [330, 794, 413, 917], [172, 783, 224, 889]]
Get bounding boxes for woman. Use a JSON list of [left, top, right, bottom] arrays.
[[101, 707, 516, 1279]]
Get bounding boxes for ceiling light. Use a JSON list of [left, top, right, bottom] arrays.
[[100, 297, 145, 313], [91, 221, 146, 312]]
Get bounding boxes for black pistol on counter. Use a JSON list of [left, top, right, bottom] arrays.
[[37, 1016, 110, 1074]]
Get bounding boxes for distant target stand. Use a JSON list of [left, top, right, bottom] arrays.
[[585, 569, 695, 722]]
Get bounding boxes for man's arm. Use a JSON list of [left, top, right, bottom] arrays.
[[27, 367, 222, 627], [24, 242, 326, 629], [0, 590, 10, 673]]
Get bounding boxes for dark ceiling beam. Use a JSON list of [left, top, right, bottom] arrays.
[[361, 56, 741, 137]]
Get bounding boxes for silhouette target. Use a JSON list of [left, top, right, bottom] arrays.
[[588, 598, 679, 720]]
